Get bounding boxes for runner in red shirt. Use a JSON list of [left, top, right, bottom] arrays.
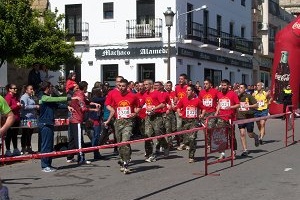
[[215, 79, 240, 160], [199, 78, 219, 147], [165, 81, 177, 148], [135, 82, 146, 138], [176, 85, 202, 163], [106, 79, 140, 174], [143, 79, 167, 162], [104, 76, 124, 154], [174, 74, 188, 146]]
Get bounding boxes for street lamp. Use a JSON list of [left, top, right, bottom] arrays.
[[164, 7, 175, 81]]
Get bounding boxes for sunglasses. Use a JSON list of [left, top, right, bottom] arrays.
[[10, 88, 17, 90]]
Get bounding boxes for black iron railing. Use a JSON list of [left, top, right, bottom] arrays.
[[126, 18, 162, 39]]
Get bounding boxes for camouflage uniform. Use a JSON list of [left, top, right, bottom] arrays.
[[161, 111, 176, 146], [144, 114, 168, 156], [200, 112, 216, 145], [114, 118, 133, 162], [214, 117, 237, 150], [181, 119, 198, 159]]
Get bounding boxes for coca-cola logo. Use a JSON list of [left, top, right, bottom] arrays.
[[292, 21, 300, 37], [275, 73, 290, 82]]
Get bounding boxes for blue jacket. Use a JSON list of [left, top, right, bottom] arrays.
[[38, 93, 69, 125]]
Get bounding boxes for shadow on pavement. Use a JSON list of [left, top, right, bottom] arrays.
[[2, 177, 41, 185], [130, 165, 164, 174]]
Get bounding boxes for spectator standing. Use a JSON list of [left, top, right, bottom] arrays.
[[39, 64, 53, 82], [20, 85, 39, 154], [65, 72, 77, 94], [38, 81, 74, 172], [28, 63, 42, 93], [67, 81, 99, 164], [4, 84, 21, 156]]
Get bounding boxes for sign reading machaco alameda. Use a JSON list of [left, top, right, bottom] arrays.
[[95, 47, 176, 59], [178, 47, 252, 69]]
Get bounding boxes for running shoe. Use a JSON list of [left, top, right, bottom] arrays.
[[241, 150, 249, 157], [218, 152, 225, 160], [42, 167, 56, 173], [145, 156, 156, 163]]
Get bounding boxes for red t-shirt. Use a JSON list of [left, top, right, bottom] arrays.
[[175, 84, 188, 100], [217, 90, 240, 121], [199, 88, 219, 113], [108, 91, 140, 119], [143, 90, 166, 114], [161, 91, 170, 113], [105, 88, 119, 106], [167, 90, 176, 111], [177, 96, 201, 119], [136, 91, 146, 119]]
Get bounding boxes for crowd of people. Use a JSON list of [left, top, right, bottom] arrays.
[[0, 64, 293, 174]]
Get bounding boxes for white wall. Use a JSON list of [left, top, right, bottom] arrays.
[[0, 62, 7, 87]]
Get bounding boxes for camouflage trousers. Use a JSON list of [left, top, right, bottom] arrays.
[[144, 114, 168, 156], [182, 118, 198, 159], [200, 112, 216, 144], [162, 111, 176, 146], [213, 118, 237, 151], [114, 118, 133, 162]]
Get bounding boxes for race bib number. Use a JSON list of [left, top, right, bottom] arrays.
[[117, 106, 131, 119], [239, 102, 249, 111], [258, 100, 264, 108], [186, 107, 197, 118], [219, 99, 230, 109], [203, 98, 213, 107]]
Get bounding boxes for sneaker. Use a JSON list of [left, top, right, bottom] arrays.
[[254, 134, 259, 147], [66, 158, 76, 163], [163, 148, 170, 157], [177, 144, 186, 151], [78, 160, 91, 165], [189, 158, 195, 163], [145, 156, 156, 163], [259, 139, 263, 145], [20, 148, 26, 155], [5, 150, 12, 157], [218, 152, 225, 160], [185, 146, 190, 151], [41, 167, 56, 173], [13, 148, 21, 156], [241, 150, 249, 157], [120, 166, 125, 172], [123, 162, 131, 174], [26, 147, 34, 154]]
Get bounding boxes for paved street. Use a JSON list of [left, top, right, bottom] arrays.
[[1, 118, 300, 200]]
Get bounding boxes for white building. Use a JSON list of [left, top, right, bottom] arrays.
[[50, 0, 253, 88]]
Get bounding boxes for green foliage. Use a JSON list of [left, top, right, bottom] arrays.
[[0, 0, 76, 70]]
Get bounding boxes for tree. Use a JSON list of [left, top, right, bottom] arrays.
[[0, 0, 76, 70], [0, 0, 36, 67]]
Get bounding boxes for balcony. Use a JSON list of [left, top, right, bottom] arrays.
[[66, 22, 89, 46], [184, 22, 253, 55], [126, 18, 162, 42]]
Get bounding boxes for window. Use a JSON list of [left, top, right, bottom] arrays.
[[203, 10, 209, 43], [136, 0, 154, 24], [241, 26, 245, 38], [65, 4, 82, 41], [102, 64, 118, 86], [260, 71, 269, 87], [241, 0, 246, 6], [187, 3, 193, 35], [138, 64, 155, 82], [103, 2, 114, 19], [217, 15, 222, 37], [204, 68, 222, 87], [230, 72, 235, 84]]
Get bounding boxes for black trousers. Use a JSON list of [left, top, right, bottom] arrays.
[[5, 121, 19, 150], [67, 123, 85, 161]]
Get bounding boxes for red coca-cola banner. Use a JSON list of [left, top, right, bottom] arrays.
[[269, 16, 300, 114]]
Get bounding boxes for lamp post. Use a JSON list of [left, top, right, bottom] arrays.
[[164, 7, 175, 81]]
